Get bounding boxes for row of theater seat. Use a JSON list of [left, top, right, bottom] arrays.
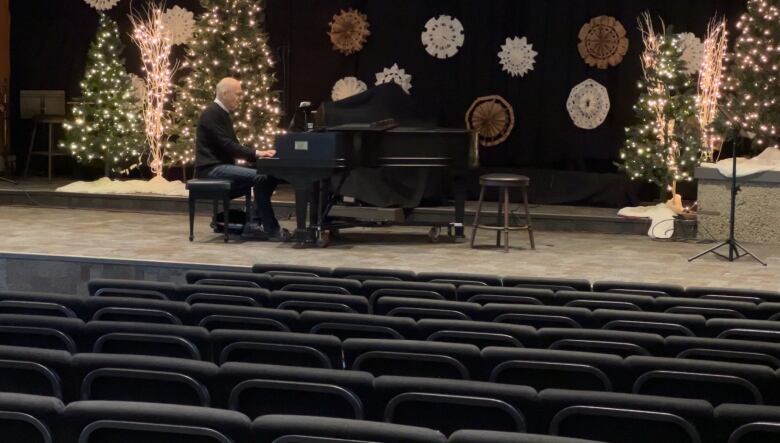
[[2, 355, 780, 442], [2, 395, 610, 443]]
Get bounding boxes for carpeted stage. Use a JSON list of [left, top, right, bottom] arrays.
[[0, 180, 777, 295]]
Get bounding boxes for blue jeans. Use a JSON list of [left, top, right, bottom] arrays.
[[202, 164, 280, 232]]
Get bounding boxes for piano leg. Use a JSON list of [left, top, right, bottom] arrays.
[[293, 186, 315, 244], [452, 175, 467, 241]]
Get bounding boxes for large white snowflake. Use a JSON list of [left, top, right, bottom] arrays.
[[84, 0, 120, 11], [161, 6, 196, 46], [421, 15, 464, 59], [375, 64, 413, 94], [498, 36, 537, 78], [677, 33, 705, 74], [331, 77, 368, 102], [566, 79, 610, 130]]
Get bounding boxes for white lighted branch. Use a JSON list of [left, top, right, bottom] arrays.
[[698, 19, 728, 162], [129, 6, 177, 178]]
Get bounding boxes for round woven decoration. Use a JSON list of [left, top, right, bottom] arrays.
[[465, 95, 515, 147], [328, 9, 371, 55], [578, 15, 629, 69]]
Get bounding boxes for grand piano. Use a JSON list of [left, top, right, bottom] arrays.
[[257, 83, 478, 246]]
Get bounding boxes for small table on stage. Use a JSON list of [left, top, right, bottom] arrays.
[[24, 114, 67, 182]]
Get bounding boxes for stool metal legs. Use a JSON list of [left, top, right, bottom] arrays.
[[522, 187, 535, 250], [470, 184, 535, 252], [23, 123, 38, 180], [470, 186, 485, 248], [223, 196, 230, 243], [188, 197, 196, 242]]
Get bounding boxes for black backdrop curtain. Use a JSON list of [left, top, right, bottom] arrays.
[[9, 0, 744, 205]]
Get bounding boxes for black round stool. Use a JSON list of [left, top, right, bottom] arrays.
[[470, 173, 535, 252]]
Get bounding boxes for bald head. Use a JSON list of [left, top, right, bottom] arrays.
[[216, 77, 242, 111]]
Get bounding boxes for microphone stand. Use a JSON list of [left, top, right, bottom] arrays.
[[688, 128, 766, 265]]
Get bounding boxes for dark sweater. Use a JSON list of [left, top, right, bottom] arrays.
[[195, 102, 256, 172]]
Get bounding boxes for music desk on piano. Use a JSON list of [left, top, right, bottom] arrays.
[[258, 124, 478, 247]]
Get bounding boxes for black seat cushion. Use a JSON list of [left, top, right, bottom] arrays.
[[714, 403, 780, 443], [185, 179, 232, 191], [252, 414, 446, 443], [480, 173, 530, 187], [0, 345, 72, 399], [0, 392, 65, 443], [210, 329, 342, 368]]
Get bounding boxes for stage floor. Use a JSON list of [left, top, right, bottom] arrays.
[[0, 205, 777, 291]]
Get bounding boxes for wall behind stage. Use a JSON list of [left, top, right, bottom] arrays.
[[265, 0, 743, 173], [8, 0, 744, 204]]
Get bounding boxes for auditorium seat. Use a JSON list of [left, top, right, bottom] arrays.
[[539, 389, 712, 442], [0, 290, 86, 318], [482, 348, 623, 392], [0, 392, 65, 443], [85, 321, 211, 361], [0, 345, 70, 399], [655, 297, 756, 319], [64, 400, 252, 443], [87, 279, 177, 300], [0, 300, 78, 320], [252, 263, 333, 277], [481, 304, 594, 329], [707, 318, 780, 341], [343, 338, 481, 380], [714, 403, 780, 443], [592, 281, 685, 297], [457, 285, 556, 305], [331, 267, 417, 282], [754, 303, 780, 320], [188, 304, 297, 332], [271, 276, 361, 295], [85, 297, 189, 325], [418, 319, 536, 348], [362, 280, 458, 303], [665, 336, 780, 368], [174, 285, 271, 307], [184, 270, 273, 290], [269, 290, 370, 314], [554, 291, 655, 311], [72, 353, 217, 407], [210, 330, 342, 368], [374, 297, 482, 320], [502, 277, 591, 292], [251, 414, 447, 443], [592, 309, 705, 337], [626, 356, 775, 406], [374, 375, 536, 435], [449, 430, 604, 443], [0, 314, 84, 353], [216, 362, 373, 420], [686, 287, 780, 304], [298, 311, 418, 340], [416, 272, 503, 287], [538, 328, 665, 357]]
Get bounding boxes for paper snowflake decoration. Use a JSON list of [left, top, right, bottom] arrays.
[[128, 73, 146, 105], [84, 0, 120, 11], [566, 79, 610, 129], [421, 15, 464, 59], [161, 6, 196, 46], [328, 9, 371, 55], [578, 16, 629, 69], [498, 36, 537, 77], [375, 64, 413, 94], [677, 33, 705, 74], [332, 77, 368, 101]]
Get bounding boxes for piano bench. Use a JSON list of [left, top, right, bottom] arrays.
[[470, 173, 535, 253], [185, 179, 251, 243]]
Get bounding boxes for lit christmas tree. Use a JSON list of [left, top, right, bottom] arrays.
[[721, 0, 780, 151], [61, 13, 143, 176], [619, 15, 702, 197], [170, 0, 282, 166]]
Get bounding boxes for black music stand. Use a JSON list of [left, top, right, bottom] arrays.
[[688, 133, 766, 266]]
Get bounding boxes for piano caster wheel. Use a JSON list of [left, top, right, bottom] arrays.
[[428, 227, 441, 243], [316, 230, 331, 248]]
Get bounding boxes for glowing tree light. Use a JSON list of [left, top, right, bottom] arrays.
[[170, 0, 282, 166], [697, 19, 729, 162], [130, 5, 177, 178], [60, 13, 143, 176], [618, 14, 703, 198], [722, 0, 780, 151]]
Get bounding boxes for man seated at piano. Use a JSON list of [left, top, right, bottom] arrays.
[[195, 77, 289, 241]]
